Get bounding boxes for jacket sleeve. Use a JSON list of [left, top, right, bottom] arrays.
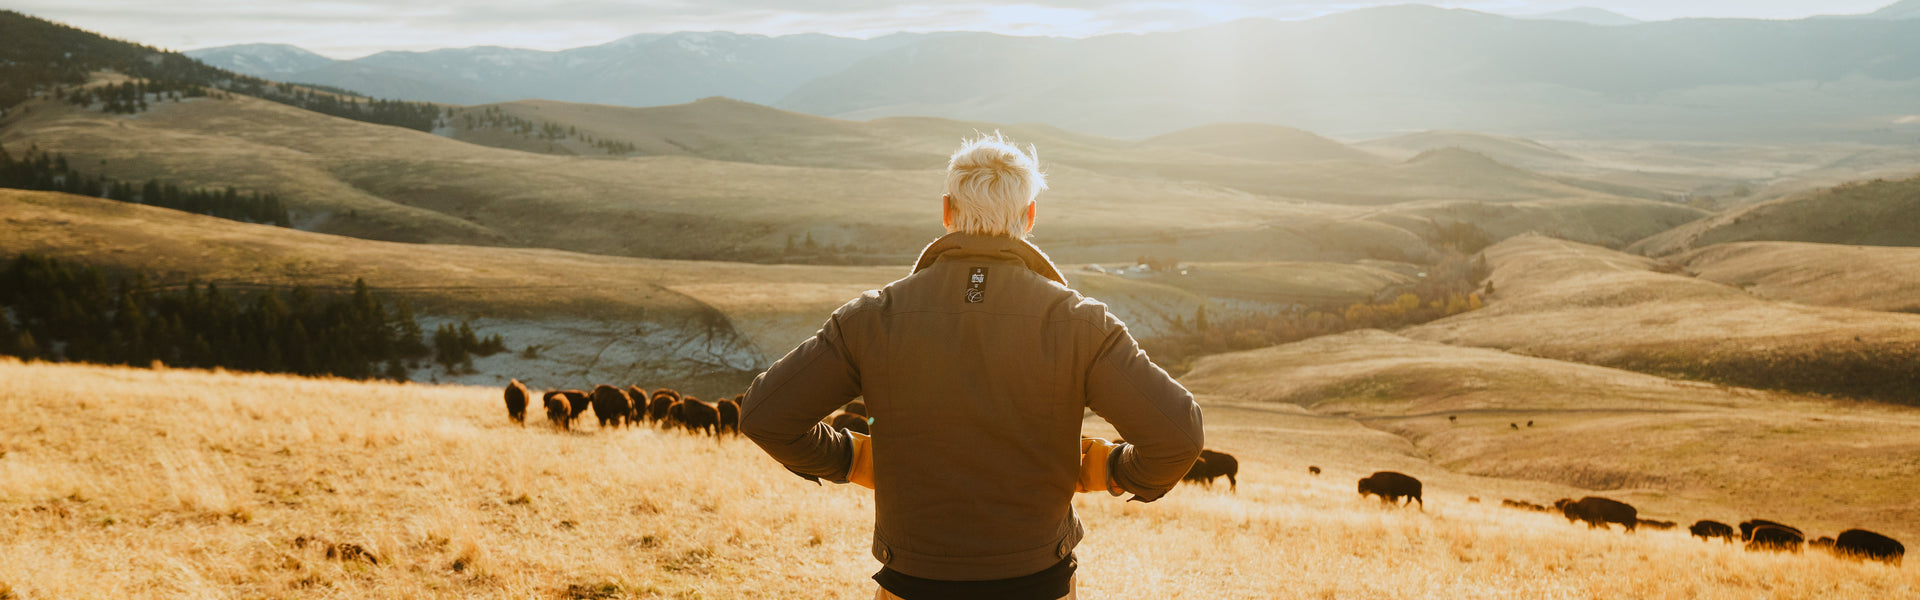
[[1084, 322, 1204, 502], [739, 307, 865, 483]]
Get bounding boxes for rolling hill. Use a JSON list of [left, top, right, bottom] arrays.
[[1403, 235, 1920, 404], [1, 80, 1708, 269], [1678, 242, 1920, 313], [1630, 175, 1920, 256], [1140, 123, 1384, 163], [1355, 130, 1584, 172], [0, 188, 1444, 392]]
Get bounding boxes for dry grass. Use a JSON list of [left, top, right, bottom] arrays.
[[1629, 175, 1920, 257], [1679, 242, 1920, 313], [3, 358, 1914, 599], [1181, 330, 1920, 543]]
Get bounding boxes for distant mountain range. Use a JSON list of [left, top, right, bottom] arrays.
[[184, 2, 1920, 141]]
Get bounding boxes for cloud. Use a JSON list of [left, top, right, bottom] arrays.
[[8, 0, 1899, 58]]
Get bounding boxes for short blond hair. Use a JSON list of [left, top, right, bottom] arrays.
[[945, 132, 1046, 237]]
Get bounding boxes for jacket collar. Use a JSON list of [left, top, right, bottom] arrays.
[[911, 232, 1068, 286]]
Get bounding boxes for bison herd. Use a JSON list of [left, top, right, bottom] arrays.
[[505, 379, 742, 437], [1488, 493, 1906, 566]]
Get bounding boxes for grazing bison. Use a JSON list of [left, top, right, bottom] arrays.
[[1509, 423, 1519, 430], [1182, 449, 1238, 491], [1739, 519, 1802, 542], [1556, 497, 1637, 531], [591, 385, 633, 429], [831, 412, 869, 435], [555, 389, 590, 425], [649, 389, 681, 427], [717, 396, 741, 435], [1357, 471, 1422, 508], [1833, 529, 1904, 566], [1689, 520, 1736, 542], [1637, 519, 1678, 531], [1308, 465, 1322, 476], [504, 379, 531, 424], [627, 386, 649, 421], [1812, 536, 1836, 550], [842, 399, 867, 418], [1746, 524, 1804, 553], [543, 394, 572, 430], [677, 396, 720, 435], [1502, 499, 1552, 512]]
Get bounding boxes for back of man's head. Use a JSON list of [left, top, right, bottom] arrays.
[[945, 132, 1047, 238]]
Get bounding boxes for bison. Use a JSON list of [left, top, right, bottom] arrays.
[[543, 394, 572, 430], [1357, 471, 1422, 508], [1833, 529, 1904, 566], [717, 396, 741, 436], [1746, 524, 1804, 553], [830, 412, 869, 435], [591, 384, 633, 429], [626, 385, 649, 421], [1182, 449, 1238, 491], [677, 396, 720, 436], [555, 389, 590, 425], [649, 389, 681, 427], [1739, 519, 1801, 542], [504, 379, 531, 424], [1689, 520, 1736, 542], [1556, 497, 1637, 531], [1308, 465, 1321, 476], [1637, 519, 1678, 531]]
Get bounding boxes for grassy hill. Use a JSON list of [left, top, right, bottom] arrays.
[[1, 84, 1710, 267], [1679, 242, 1920, 314], [1181, 330, 1920, 543], [1403, 235, 1920, 404], [1139, 122, 1384, 163], [4, 359, 1914, 598], [1630, 175, 1920, 256], [1356, 130, 1584, 171], [1, 188, 1442, 391]]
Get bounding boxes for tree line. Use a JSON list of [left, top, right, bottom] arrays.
[[457, 106, 639, 155], [0, 144, 291, 226], [0, 10, 437, 131], [0, 254, 429, 379]]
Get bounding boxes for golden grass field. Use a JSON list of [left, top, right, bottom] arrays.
[[3, 357, 1914, 599]]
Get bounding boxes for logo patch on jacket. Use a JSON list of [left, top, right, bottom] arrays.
[[965, 267, 988, 303]]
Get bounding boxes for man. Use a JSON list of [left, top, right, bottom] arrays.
[[740, 132, 1205, 600]]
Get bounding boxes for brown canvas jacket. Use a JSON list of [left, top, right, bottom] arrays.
[[740, 232, 1204, 581]]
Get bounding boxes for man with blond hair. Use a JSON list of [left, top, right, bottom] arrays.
[[741, 132, 1204, 599]]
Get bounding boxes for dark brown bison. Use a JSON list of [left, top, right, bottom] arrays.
[[1501, 499, 1553, 512], [1833, 529, 1904, 566], [504, 379, 531, 424], [1689, 520, 1736, 542], [1637, 519, 1677, 531], [842, 399, 867, 418], [555, 389, 590, 425], [1357, 471, 1421, 508], [1556, 497, 1637, 531], [591, 385, 633, 428], [649, 389, 681, 427], [830, 412, 869, 435], [717, 396, 741, 435], [1812, 536, 1836, 550], [1739, 519, 1802, 542], [1746, 524, 1804, 553], [1182, 449, 1238, 491], [677, 396, 720, 435], [543, 394, 572, 430], [626, 385, 649, 421], [1308, 465, 1321, 476]]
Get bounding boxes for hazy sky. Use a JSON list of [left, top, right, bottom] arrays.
[[10, 0, 1901, 59]]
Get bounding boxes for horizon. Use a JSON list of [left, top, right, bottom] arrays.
[[7, 0, 1903, 60]]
